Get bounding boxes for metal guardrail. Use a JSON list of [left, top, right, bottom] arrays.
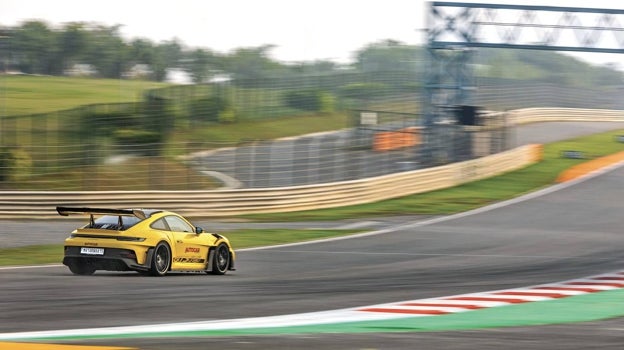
[[1, 107, 623, 219], [508, 107, 624, 124], [0, 144, 541, 218]]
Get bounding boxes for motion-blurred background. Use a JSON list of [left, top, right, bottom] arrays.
[[1, 0, 623, 191]]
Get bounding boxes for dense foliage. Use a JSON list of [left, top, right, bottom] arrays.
[[1, 21, 622, 88]]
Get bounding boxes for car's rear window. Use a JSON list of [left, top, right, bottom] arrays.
[[87, 215, 141, 231]]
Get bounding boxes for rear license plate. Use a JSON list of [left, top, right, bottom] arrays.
[[80, 247, 104, 255]]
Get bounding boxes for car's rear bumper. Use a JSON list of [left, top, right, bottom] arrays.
[[63, 246, 153, 272]]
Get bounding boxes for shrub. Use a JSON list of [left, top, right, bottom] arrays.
[[144, 95, 174, 134], [191, 96, 231, 123], [318, 92, 336, 114], [338, 82, 389, 100], [284, 89, 335, 112], [112, 129, 162, 156], [77, 103, 143, 134], [0, 148, 32, 182], [218, 108, 237, 124]]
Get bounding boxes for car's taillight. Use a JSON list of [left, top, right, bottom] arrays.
[[116, 236, 146, 242], [120, 251, 137, 259]]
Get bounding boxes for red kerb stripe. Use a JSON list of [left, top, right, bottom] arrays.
[[533, 286, 600, 293], [400, 302, 484, 310], [359, 308, 449, 315], [592, 277, 624, 281], [566, 282, 624, 288], [445, 297, 528, 304], [494, 291, 568, 298]]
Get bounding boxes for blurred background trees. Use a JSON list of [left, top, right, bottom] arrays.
[[1, 19, 622, 88]]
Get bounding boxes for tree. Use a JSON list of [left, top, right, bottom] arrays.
[[0, 28, 10, 72], [117, 38, 155, 80], [301, 60, 338, 74], [354, 39, 421, 73], [129, 38, 154, 64], [224, 45, 279, 80], [10, 20, 57, 74], [83, 25, 128, 78], [184, 48, 213, 83], [59, 22, 88, 71], [152, 39, 183, 82]]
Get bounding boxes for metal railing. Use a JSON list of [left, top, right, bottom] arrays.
[[0, 144, 541, 218]]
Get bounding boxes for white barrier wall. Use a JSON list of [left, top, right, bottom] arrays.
[[507, 107, 624, 124]]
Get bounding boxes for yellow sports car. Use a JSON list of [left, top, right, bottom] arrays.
[[57, 207, 235, 276]]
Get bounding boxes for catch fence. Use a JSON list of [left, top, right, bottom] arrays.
[[0, 109, 509, 190], [1, 77, 622, 190]]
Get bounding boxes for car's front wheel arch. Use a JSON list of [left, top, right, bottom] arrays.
[[208, 242, 231, 275]]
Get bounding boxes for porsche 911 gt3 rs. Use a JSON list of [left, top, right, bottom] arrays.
[[57, 206, 235, 276]]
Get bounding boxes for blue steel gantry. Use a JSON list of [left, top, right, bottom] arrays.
[[423, 2, 624, 147]]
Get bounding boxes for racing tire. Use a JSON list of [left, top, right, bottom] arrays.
[[149, 242, 171, 276], [68, 262, 95, 276], [209, 243, 230, 275]]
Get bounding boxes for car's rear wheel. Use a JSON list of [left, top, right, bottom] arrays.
[[68, 262, 95, 276], [209, 243, 230, 275], [149, 242, 171, 276]]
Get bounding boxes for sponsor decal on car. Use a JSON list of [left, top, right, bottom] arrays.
[[173, 257, 206, 264], [185, 247, 200, 253]]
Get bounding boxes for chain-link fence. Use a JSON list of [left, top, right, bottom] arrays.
[[186, 112, 509, 188], [475, 78, 624, 111], [0, 110, 509, 190], [1, 76, 621, 190]]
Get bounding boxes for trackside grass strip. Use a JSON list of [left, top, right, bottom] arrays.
[[0, 244, 64, 266]]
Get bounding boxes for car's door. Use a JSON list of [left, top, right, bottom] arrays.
[[164, 215, 208, 267]]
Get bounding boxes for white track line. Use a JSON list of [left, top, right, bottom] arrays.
[[0, 264, 62, 271]]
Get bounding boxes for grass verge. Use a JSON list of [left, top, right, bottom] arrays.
[[0, 75, 168, 116], [0, 244, 63, 266], [167, 112, 350, 152], [6, 156, 219, 191]]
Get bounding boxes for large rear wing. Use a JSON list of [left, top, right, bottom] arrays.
[[56, 207, 147, 219], [56, 207, 147, 229]]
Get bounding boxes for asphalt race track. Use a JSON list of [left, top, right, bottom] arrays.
[[1, 122, 624, 349]]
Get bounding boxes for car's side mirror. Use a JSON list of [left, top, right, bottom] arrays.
[[195, 227, 204, 234]]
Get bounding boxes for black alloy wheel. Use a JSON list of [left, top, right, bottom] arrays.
[[210, 243, 230, 275], [150, 242, 171, 276]]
